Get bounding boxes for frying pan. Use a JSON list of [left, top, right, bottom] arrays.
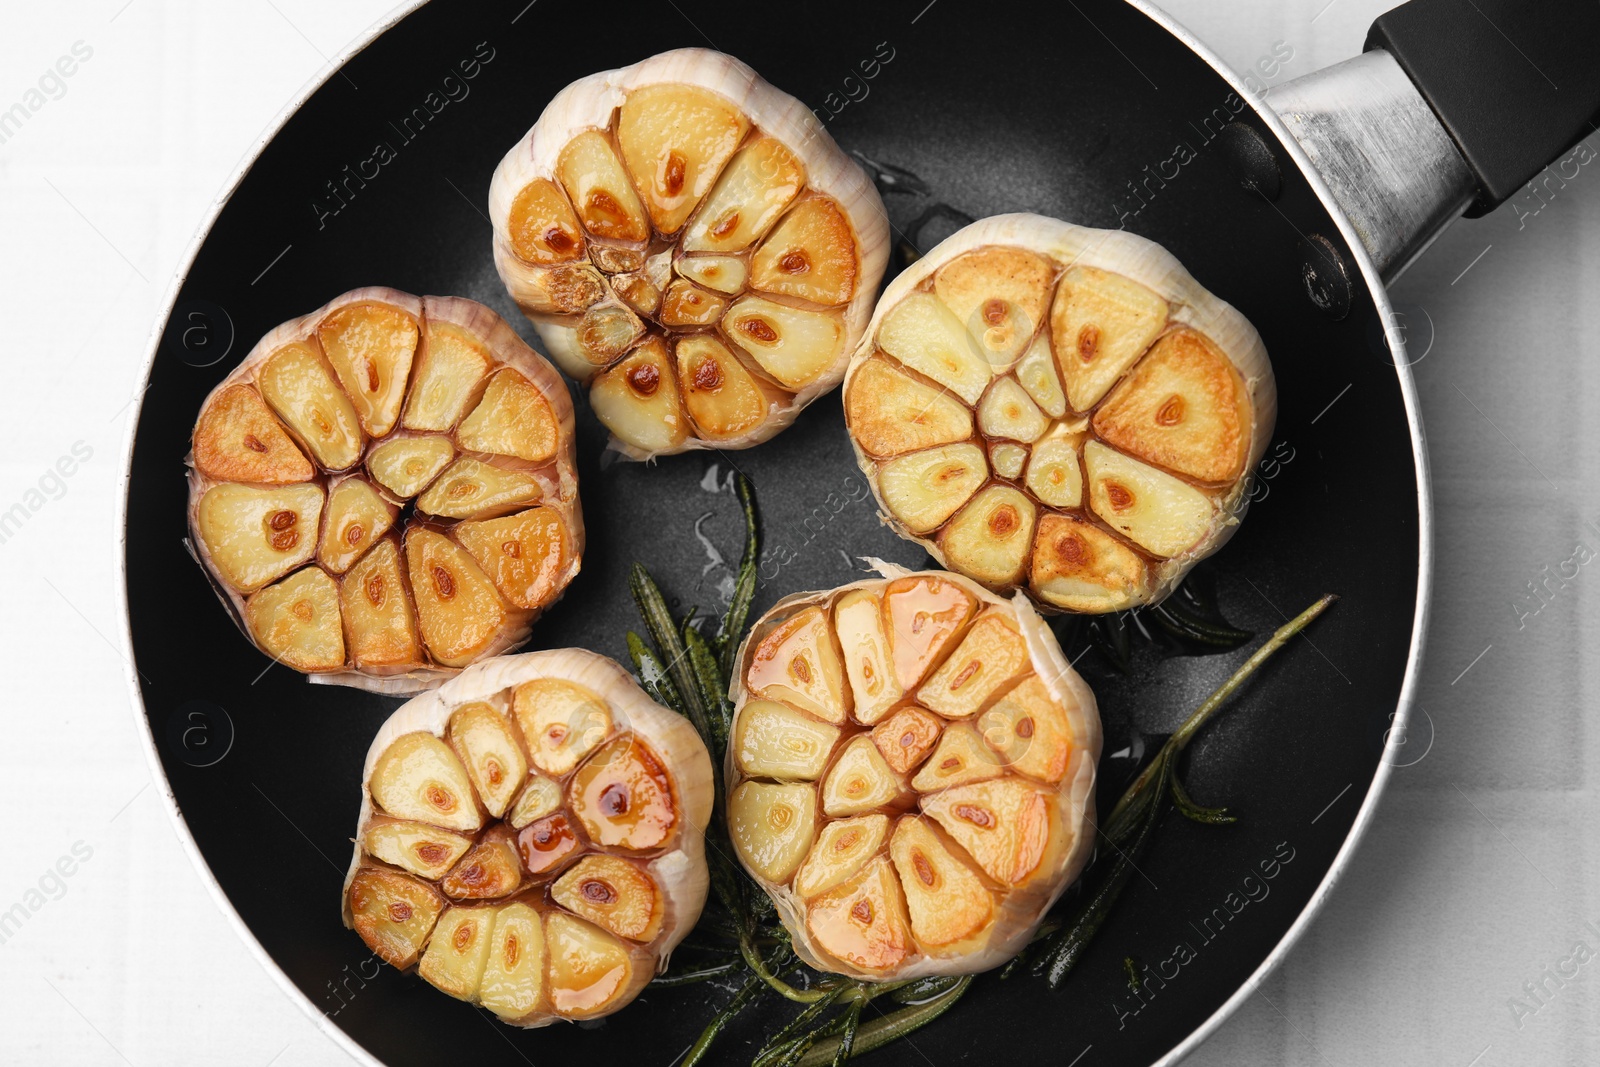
[[117, 0, 1600, 1063]]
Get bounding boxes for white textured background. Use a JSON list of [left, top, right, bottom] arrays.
[[2, 1, 1591, 1064]]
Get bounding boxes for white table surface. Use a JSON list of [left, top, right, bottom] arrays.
[[3, 1, 1591, 1063]]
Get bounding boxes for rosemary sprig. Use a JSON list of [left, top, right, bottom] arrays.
[[715, 473, 760, 676], [1030, 593, 1338, 986]]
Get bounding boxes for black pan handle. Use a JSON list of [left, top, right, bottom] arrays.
[[1365, 0, 1600, 216]]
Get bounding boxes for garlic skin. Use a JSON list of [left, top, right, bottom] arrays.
[[186, 288, 583, 694], [842, 215, 1277, 614], [343, 649, 713, 1026], [725, 562, 1101, 980], [490, 48, 889, 460]]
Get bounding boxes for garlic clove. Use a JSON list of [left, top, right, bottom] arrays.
[[1029, 511, 1151, 613], [1023, 435, 1085, 510], [420, 905, 495, 1001], [402, 320, 495, 433], [989, 442, 1028, 482], [745, 605, 852, 723], [448, 701, 528, 819], [915, 612, 1030, 720], [415, 457, 544, 520], [876, 443, 988, 536], [733, 699, 841, 781], [1051, 265, 1168, 413], [576, 302, 647, 366], [938, 485, 1037, 588], [882, 575, 978, 692], [557, 130, 651, 244], [792, 813, 890, 900], [617, 83, 750, 235], [681, 135, 804, 253], [844, 358, 974, 459], [729, 781, 817, 884], [933, 246, 1054, 370], [890, 816, 994, 952], [456, 368, 560, 463], [749, 197, 858, 306], [405, 528, 515, 668], [976, 376, 1049, 442], [480, 903, 546, 1021], [316, 476, 397, 575], [831, 589, 902, 725], [192, 384, 313, 485], [243, 565, 344, 671], [362, 817, 474, 881], [317, 302, 419, 438], [659, 279, 729, 328], [921, 777, 1056, 887], [512, 678, 612, 776], [506, 774, 563, 830], [909, 723, 1007, 793], [369, 730, 482, 833], [976, 675, 1076, 785], [723, 296, 845, 390], [820, 735, 910, 818], [676, 335, 781, 442], [367, 434, 455, 499], [347, 867, 444, 969], [1092, 327, 1251, 484], [507, 178, 587, 265], [876, 291, 992, 404], [674, 254, 747, 294], [544, 911, 636, 1018], [340, 538, 421, 670], [452, 507, 570, 611], [1014, 331, 1066, 418], [569, 734, 677, 852], [589, 338, 688, 455], [803, 855, 913, 975], [552, 856, 663, 942], [441, 826, 523, 901], [196, 482, 323, 593], [1084, 439, 1214, 557], [518, 812, 581, 875], [257, 341, 364, 471], [870, 706, 944, 776]]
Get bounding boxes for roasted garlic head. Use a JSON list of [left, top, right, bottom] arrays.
[[186, 289, 582, 693], [490, 48, 889, 459], [343, 649, 713, 1025], [726, 566, 1101, 979], [843, 215, 1276, 613]]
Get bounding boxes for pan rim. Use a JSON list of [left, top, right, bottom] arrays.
[[112, 3, 1433, 1064]]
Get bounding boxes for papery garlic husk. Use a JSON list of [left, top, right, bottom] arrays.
[[490, 48, 889, 461], [842, 215, 1277, 614], [724, 562, 1101, 980], [185, 288, 584, 694], [342, 649, 713, 1025]]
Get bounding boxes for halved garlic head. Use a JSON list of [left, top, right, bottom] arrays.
[[187, 289, 584, 694], [343, 649, 713, 1027], [843, 215, 1276, 614], [726, 567, 1101, 980], [490, 48, 889, 460]]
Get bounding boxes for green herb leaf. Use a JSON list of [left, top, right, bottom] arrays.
[[716, 471, 760, 676]]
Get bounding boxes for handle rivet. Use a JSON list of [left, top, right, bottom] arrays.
[[1299, 234, 1352, 320], [1217, 122, 1282, 200]]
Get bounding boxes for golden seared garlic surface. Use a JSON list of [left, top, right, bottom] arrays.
[[726, 568, 1101, 980], [344, 650, 713, 1026], [186, 289, 584, 694], [843, 215, 1276, 614], [491, 48, 889, 460]]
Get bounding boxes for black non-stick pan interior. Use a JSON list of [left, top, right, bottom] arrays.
[[124, 1, 1419, 1062]]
